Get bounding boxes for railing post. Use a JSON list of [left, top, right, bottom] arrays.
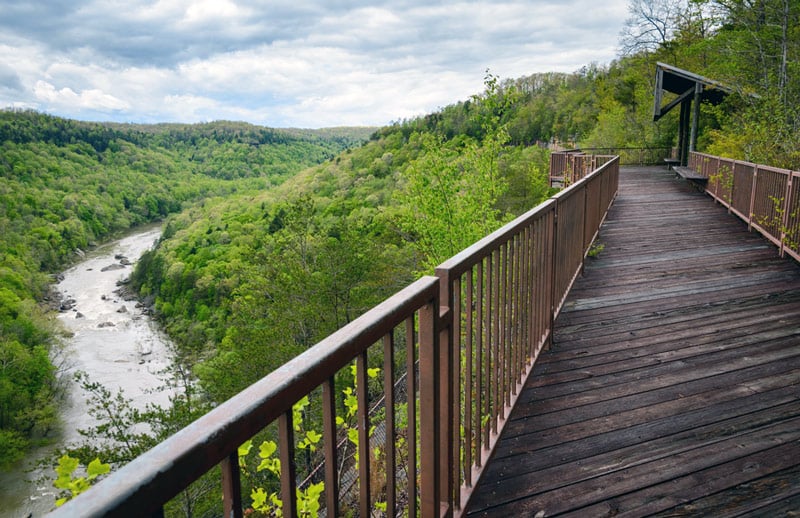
[[321, 377, 339, 518], [547, 200, 558, 351], [435, 268, 455, 517], [356, 352, 371, 517], [419, 289, 442, 518], [221, 452, 243, 518], [278, 411, 298, 518], [780, 173, 794, 258], [749, 165, 759, 231], [580, 181, 589, 276]]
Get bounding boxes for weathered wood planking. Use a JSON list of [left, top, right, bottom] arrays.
[[464, 166, 800, 517]]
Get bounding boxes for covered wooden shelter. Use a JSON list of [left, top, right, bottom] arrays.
[[653, 62, 732, 165]]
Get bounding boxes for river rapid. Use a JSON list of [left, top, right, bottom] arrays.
[[0, 223, 175, 517]]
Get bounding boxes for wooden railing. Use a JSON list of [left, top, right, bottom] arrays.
[[689, 151, 800, 262], [579, 147, 673, 166], [436, 156, 619, 513], [48, 157, 620, 518], [549, 150, 617, 187]]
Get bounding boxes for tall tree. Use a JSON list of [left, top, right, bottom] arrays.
[[620, 0, 689, 55], [702, 0, 800, 167], [708, 0, 798, 106]]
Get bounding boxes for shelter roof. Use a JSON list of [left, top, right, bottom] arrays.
[[653, 62, 733, 120]]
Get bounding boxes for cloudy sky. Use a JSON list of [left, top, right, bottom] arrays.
[[0, 1, 629, 128]]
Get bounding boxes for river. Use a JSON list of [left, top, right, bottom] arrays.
[[0, 223, 175, 517]]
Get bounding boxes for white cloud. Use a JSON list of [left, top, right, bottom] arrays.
[[183, 0, 244, 24], [0, 0, 630, 127], [34, 80, 130, 111]]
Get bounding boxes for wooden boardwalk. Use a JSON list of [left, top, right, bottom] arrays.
[[464, 166, 800, 517]]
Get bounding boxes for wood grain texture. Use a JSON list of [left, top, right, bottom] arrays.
[[464, 167, 800, 517]]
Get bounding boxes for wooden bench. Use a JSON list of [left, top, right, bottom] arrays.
[[663, 157, 680, 169], [673, 165, 708, 184]]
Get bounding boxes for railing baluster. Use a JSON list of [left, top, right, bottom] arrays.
[[475, 260, 484, 464], [483, 254, 491, 449], [517, 229, 526, 378], [490, 248, 500, 435], [525, 224, 535, 358], [322, 377, 339, 517], [451, 276, 461, 508], [537, 214, 545, 344], [506, 237, 513, 397], [504, 239, 511, 400], [383, 332, 396, 516], [278, 411, 297, 518], [783, 174, 798, 258], [514, 232, 522, 379], [221, 451, 242, 518], [356, 351, 371, 517], [405, 315, 417, 518], [547, 203, 557, 349], [464, 268, 474, 487], [533, 219, 541, 351], [749, 165, 759, 231]]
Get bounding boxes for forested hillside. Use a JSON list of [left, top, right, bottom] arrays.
[[125, 0, 800, 457], [2, 0, 797, 488], [127, 75, 556, 405], [0, 111, 371, 467]]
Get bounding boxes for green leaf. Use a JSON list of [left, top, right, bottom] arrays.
[[298, 481, 325, 517], [258, 440, 277, 459], [55, 455, 79, 479], [54, 455, 80, 490], [292, 396, 310, 431], [251, 487, 268, 511], [305, 430, 322, 444], [270, 491, 284, 517], [344, 393, 358, 416], [257, 457, 280, 475], [347, 427, 359, 445], [86, 458, 111, 480], [237, 439, 253, 458]]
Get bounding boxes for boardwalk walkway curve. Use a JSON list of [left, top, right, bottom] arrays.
[[465, 166, 800, 517]]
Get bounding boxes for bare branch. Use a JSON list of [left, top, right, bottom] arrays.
[[619, 0, 689, 54]]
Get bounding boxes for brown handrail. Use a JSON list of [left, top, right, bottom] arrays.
[[49, 276, 441, 518], [48, 156, 621, 518], [549, 150, 617, 187], [689, 151, 800, 262], [435, 156, 619, 514], [579, 147, 673, 166]]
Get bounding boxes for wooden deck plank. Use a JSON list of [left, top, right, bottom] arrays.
[[492, 381, 800, 469], [464, 166, 800, 517], [470, 420, 800, 516], [569, 450, 800, 517], [498, 369, 800, 457], [525, 329, 800, 389], [547, 302, 800, 365], [469, 411, 800, 514]]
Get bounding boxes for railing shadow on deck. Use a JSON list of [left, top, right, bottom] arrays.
[[48, 155, 620, 518]]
